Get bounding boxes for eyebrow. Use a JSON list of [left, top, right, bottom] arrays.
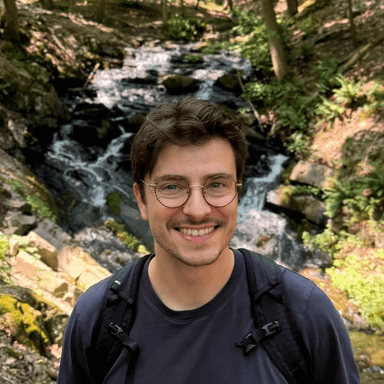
[[152, 173, 234, 183]]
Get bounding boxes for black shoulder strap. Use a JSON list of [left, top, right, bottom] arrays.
[[95, 254, 151, 382], [238, 248, 309, 384]]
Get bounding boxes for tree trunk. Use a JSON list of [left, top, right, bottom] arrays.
[[347, 0, 357, 47], [96, 0, 106, 23], [261, 0, 288, 81], [3, 0, 21, 43], [162, 0, 168, 25], [286, 0, 298, 16], [180, 0, 184, 17]]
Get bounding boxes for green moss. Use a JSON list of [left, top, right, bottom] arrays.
[[107, 192, 122, 215], [0, 295, 50, 354]]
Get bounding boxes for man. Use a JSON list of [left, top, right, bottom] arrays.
[[58, 97, 360, 383]]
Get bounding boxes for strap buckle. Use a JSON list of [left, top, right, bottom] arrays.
[[108, 322, 123, 336], [262, 321, 280, 337]]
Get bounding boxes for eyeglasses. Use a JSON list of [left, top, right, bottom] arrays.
[[140, 176, 242, 208]]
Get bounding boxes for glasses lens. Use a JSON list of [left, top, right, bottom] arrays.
[[204, 177, 237, 207], [155, 179, 189, 208]]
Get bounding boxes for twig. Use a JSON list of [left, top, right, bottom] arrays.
[[236, 71, 263, 132], [83, 63, 101, 88]]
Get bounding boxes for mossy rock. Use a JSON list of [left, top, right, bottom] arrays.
[[0, 294, 50, 355], [0, 285, 69, 349]]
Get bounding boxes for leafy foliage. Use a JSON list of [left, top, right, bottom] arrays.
[[230, 8, 290, 74], [0, 235, 11, 284], [333, 74, 362, 107], [26, 194, 56, 223], [312, 58, 342, 94], [326, 252, 384, 329], [105, 220, 149, 254], [107, 192, 121, 215], [166, 13, 207, 41]]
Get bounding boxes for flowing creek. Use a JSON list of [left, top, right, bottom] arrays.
[[26, 41, 326, 272]]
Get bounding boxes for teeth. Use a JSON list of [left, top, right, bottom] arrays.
[[179, 227, 216, 236]]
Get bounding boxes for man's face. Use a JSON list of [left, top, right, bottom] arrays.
[[133, 137, 238, 268]]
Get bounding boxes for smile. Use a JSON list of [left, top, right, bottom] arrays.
[[177, 226, 217, 237]]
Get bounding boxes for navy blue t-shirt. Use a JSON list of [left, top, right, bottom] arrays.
[[58, 250, 360, 384]]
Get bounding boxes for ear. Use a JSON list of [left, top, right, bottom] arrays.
[[133, 182, 148, 222]]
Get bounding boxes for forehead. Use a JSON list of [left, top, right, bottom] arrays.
[[149, 137, 236, 180]]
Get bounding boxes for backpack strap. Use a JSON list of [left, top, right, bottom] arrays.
[[95, 254, 151, 383], [238, 248, 309, 384]]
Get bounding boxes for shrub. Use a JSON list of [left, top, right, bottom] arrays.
[[312, 58, 342, 94], [326, 252, 384, 329], [26, 194, 56, 223], [166, 14, 207, 41]]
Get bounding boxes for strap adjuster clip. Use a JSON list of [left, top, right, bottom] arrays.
[[108, 322, 123, 336], [262, 321, 280, 337]]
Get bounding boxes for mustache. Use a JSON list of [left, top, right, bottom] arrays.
[[167, 218, 226, 230]]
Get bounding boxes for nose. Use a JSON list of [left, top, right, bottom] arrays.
[[182, 185, 212, 220]]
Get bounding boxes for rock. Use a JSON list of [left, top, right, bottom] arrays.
[[289, 161, 335, 189], [162, 74, 199, 94], [57, 246, 111, 289], [0, 285, 69, 348], [267, 185, 327, 225], [3, 212, 37, 235], [214, 72, 241, 91], [33, 218, 72, 253], [13, 250, 69, 296], [0, 294, 50, 354], [230, 209, 331, 270], [25, 231, 58, 271], [0, 148, 58, 214]]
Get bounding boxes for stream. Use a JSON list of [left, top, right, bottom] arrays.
[[25, 41, 327, 273]]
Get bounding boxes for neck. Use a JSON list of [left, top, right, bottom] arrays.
[[148, 248, 235, 311]]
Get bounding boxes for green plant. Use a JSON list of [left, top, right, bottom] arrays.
[[166, 14, 207, 41], [297, 16, 318, 37], [230, 8, 291, 74], [26, 194, 56, 223], [1, 176, 24, 196], [0, 235, 11, 284], [107, 192, 121, 215], [184, 54, 203, 63], [326, 253, 384, 329], [105, 220, 149, 253], [312, 58, 342, 94], [333, 74, 362, 107], [316, 97, 346, 122], [297, 43, 314, 61]]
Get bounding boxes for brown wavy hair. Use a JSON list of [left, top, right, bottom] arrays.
[[130, 97, 249, 201]]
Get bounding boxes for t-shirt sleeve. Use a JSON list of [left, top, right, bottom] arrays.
[[57, 278, 109, 384], [301, 283, 360, 383]]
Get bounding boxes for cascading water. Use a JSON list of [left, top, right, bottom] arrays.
[[26, 41, 326, 273]]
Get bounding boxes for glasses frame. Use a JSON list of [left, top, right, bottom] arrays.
[[140, 177, 242, 208]]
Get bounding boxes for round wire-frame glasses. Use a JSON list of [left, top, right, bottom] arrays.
[[140, 176, 242, 208]]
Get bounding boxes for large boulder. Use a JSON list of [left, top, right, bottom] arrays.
[[57, 246, 111, 290], [162, 74, 199, 94], [3, 212, 37, 235], [33, 218, 72, 253], [267, 185, 327, 225], [25, 231, 58, 271], [289, 161, 335, 189]]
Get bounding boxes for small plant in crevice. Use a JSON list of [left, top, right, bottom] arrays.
[[26, 194, 56, 223]]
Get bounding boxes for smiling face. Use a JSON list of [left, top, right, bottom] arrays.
[[133, 136, 238, 268]]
